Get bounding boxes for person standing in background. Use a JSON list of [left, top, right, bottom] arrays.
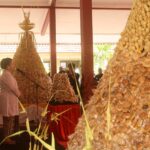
[[94, 68, 103, 82], [92, 68, 103, 88], [67, 63, 80, 95], [58, 66, 66, 74], [0, 58, 21, 144]]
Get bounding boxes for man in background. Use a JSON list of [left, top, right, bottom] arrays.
[[94, 68, 103, 82], [67, 63, 80, 95]]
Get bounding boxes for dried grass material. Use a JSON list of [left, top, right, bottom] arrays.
[[13, 13, 52, 104], [68, 0, 150, 149], [50, 73, 78, 103]]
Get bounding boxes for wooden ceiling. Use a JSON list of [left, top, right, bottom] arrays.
[[0, 0, 132, 8]]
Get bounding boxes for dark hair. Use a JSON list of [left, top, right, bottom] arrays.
[[0, 58, 12, 69]]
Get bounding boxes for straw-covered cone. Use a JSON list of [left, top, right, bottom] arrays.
[[68, 0, 150, 149], [13, 14, 52, 104], [50, 73, 78, 103]]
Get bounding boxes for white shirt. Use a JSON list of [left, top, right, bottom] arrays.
[[0, 70, 20, 116]]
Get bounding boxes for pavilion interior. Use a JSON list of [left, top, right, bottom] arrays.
[[0, 0, 131, 73]]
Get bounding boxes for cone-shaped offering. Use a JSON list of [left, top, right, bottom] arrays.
[[68, 0, 150, 149], [13, 12, 52, 104], [50, 73, 78, 103]]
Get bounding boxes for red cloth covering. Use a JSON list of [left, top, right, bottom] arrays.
[[47, 104, 81, 148]]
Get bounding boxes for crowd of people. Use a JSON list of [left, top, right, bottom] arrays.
[[48, 64, 103, 93], [0, 57, 103, 145]]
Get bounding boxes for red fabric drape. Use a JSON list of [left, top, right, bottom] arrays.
[[47, 104, 81, 148]]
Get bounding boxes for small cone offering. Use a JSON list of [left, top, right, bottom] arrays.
[[68, 0, 150, 149], [50, 73, 78, 103], [13, 11, 52, 104]]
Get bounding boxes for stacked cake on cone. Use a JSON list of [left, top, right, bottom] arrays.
[[50, 73, 78, 103], [68, 0, 150, 149], [13, 12, 52, 104]]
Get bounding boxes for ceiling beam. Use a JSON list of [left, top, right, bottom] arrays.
[[47, 0, 56, 7], [41, 9, 50, 35], [0, 5, 131, 10], [0, 5, 49, 9], [40, 0, 56, 35], [56, 6, 131, 10], [51, 0, 56, 7]]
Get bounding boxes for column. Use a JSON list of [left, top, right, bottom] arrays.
[[80, 0, 94, 103], [49, 7, 57, 77]]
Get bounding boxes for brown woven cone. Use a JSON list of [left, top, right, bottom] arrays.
[[68, 0, 150, 149], [50, 73, 78, 103], [13, 15, 52, 105]]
